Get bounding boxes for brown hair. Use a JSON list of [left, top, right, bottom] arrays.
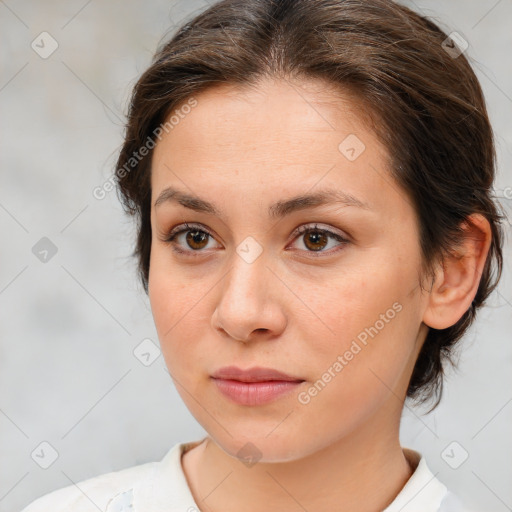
[[114, 0, 504, 411]]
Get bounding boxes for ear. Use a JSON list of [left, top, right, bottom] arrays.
[[422, 214, 492, 330]]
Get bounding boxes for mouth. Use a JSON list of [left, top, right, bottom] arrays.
[[210, 366, 305, 405]]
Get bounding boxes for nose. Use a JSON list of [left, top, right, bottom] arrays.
[[211, 252, 287, 343]]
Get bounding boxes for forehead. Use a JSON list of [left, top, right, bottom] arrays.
[[157, 78, 369, 151], [152, 78, 384, 168], [150, 77, 405, 220]]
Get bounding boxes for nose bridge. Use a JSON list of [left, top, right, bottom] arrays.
[[223, 246, 269, 307]]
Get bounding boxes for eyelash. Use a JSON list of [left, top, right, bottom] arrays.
[[163, 222, 350, 258]]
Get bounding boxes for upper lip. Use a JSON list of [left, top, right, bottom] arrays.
[[211, 366, 304, 383]]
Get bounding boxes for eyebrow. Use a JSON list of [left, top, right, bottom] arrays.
[[154, 186, 371, 218]]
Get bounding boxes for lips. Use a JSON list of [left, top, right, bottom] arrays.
[[210, 366, 305, 406], [210, 365, 304, 383]]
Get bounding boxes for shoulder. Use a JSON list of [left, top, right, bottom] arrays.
[[19, 460, 156, 512], [384, 447, 477, 512], [20, 438, 206, 512], [438, 490, 477, 512]]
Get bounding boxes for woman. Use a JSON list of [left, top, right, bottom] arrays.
[[22, 0, 504, 510]]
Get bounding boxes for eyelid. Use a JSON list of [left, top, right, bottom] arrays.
[[291, 222, 348, 242], [165, 222, 215, 241]]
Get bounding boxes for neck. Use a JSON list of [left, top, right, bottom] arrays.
[[182, 405, 414, 512]]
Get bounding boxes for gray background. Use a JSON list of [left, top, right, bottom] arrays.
[[1, 1, 511, 511]]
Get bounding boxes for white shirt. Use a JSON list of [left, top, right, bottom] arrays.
[[20, 438, 474, 512]]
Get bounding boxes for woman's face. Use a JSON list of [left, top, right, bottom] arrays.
[[148, 78, 431, 462]]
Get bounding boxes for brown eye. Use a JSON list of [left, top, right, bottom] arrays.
[[164, 223, 221, 256], [185, 230, 210, 250], [303, 230, 328, 251], [290, 224, 349, 256]]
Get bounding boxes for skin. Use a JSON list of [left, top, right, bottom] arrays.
[[148, 77, 491, 512]]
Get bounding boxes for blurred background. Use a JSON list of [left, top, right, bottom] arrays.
[[1, 1, 511, 510]]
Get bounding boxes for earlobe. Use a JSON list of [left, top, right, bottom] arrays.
[[422, 214, 492, 330]]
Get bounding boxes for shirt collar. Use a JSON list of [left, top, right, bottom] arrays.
[[382, 447, 448, 511], [132, 439, 447, 512]]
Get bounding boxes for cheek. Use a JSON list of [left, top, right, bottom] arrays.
[[148, 256, 213, 379], [148, 247, 199, 330], [296, 261, 404, 347], [297, 260, 417, 392]]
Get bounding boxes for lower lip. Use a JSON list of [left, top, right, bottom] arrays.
[[211, 378, 304, 405]]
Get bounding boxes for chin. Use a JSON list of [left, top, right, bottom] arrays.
[[207, 428, 316, 465]]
